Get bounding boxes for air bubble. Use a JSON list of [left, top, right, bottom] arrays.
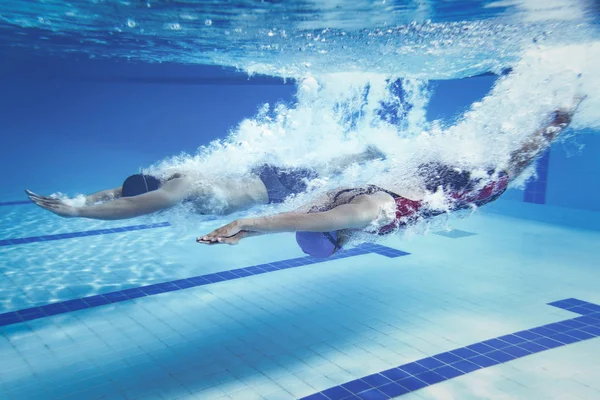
[[165, 23, 181, 31], [180, 14, 197, 21], [205, 19, 212, 26], [127, 19, 136, 28]]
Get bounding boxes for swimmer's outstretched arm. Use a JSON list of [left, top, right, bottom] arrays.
[[27, 178, 190, 220], [197, 195, 383, 245], [24, 186, 122, 206], [507, 97, 584, 178]]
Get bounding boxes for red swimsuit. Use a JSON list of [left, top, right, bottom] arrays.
[[352, 171, 510, 235]]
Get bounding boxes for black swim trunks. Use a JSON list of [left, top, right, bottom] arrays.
[[417, 162, 501, 193], [252, 164, 319, 204]]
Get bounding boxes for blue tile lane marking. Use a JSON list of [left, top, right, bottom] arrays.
[[0, 200, 33, 206], [300, 299, 600, 400], [548, 298, 600, 315], [0, 222, 172, 247], [0, 243, 409, 328]]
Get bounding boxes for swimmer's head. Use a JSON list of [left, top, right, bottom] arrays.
[[295, 230, 342, 258], [121, 174, 161, 197]]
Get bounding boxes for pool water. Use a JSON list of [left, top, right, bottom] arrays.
[[1, 200, 599, 400], [2, 0, 600, 399]]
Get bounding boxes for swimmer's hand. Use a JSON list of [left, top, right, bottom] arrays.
[[26, 190, 79, 218], [197, 219, 247, 245]]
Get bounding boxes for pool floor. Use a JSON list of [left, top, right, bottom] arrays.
[[0, 205, 599, 400]]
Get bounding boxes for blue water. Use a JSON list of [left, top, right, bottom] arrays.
[[1, 1, 600, 399]]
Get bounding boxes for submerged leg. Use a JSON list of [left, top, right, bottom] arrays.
[[507, 96, 585, 178]]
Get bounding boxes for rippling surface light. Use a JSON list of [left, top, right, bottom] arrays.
[[1, 0, 598, 79]]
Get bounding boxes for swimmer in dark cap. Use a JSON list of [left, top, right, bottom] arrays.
[[26, 147, 384, 220], [198, 98, 584, 258]]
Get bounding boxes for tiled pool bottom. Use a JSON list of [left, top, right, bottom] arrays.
[[1, 211, 599, 400], [302, 298, 600, 400]]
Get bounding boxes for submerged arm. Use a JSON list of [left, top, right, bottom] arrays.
[[198, 195, 385, 245], [77, 190, 178, 220], [77, 178, 191, 220], [84, 187, 123, 205], [244, 201, 379, 233], [28, 178, 191, 220]]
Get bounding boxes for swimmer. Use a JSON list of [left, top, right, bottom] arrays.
[[26, 147, 385, 220], [198, 97, 585, 258]]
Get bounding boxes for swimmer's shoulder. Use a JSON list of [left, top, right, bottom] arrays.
[[160, 175, 198, 198]]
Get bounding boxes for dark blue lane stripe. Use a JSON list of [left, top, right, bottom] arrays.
[[0, 222, 171, 247], [0, 200, 32, 206], [301, 299, 600, 400], [0, 243, 409, 328], [548, 298, 600, 315]]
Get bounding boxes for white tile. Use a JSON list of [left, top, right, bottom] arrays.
[[251, 379, 284, 396], [189, 384, 227, 400], [227, 388, 263, 400], [262, 390, 296, 400]]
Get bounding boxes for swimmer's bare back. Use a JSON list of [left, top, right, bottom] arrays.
[[188, 174, 269, 215]]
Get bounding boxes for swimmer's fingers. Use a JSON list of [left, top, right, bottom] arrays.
[[26, 189, 51, 200], [29, 196, 78, 218], [31, 198, 63, 214], [196, 234, 221, 244], [26, 193, 59, 209], [196, 238, 221, 245], [32, 198, 62, 211], [31, 196, 62, 208], [197, 231, 246, 246], [25, 190, 60, 203], [196, 220, 244, 243], [197, 237, 240, 246], [196, 236, 239, 245], [30, 198, 55, 211]]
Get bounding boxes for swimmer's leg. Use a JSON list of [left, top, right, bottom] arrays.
[[507, 96, 585, 178]]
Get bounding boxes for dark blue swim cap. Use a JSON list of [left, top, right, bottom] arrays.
[[295, 231, 342, 258], [121, 174, 161, 197]]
